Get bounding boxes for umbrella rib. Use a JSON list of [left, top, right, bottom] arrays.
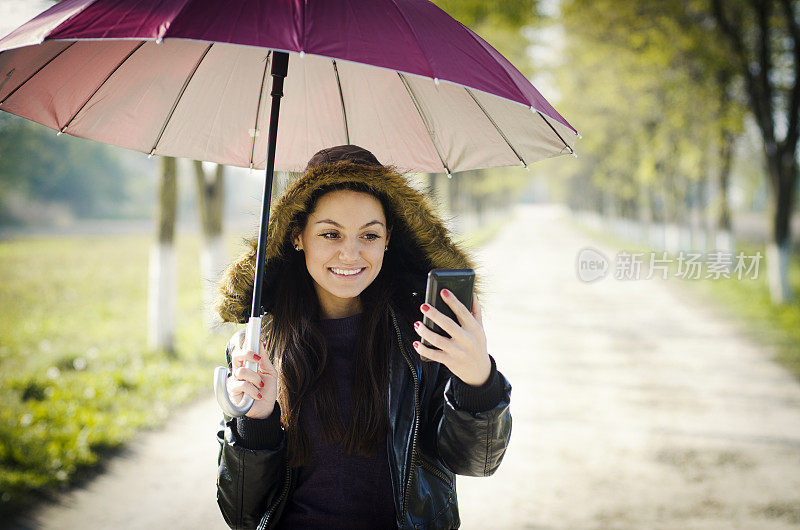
[[0, 41, 76, 106], [397, 72, 451, 175], [249, 50, 271, 170], [465, 87, 527, 167], [332, 60, 349, 144], [60, 41, 147, 133], [149, 42, 214, 156], [535, 109, 573, 155]]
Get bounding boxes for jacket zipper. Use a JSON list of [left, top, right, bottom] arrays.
[[418, 454, 453, 490], [389, 306, 419, 529], [258, 458, 291, 530]]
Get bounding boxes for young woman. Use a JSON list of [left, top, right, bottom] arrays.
[[215, 145, 512, 530]]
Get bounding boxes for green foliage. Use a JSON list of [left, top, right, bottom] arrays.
[[434, 0, 540, 29], [0, 114, 139, 224], [432, 0, 541, 76], [0, 233, 243, 516], [554, 0, 746, 220]]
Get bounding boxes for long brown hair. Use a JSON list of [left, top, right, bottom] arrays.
[[264, 180, 422, 467]]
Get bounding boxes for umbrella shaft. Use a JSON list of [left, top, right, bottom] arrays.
[[251, 51, 289, 318]]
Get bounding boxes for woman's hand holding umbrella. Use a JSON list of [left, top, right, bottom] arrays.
[[412, 291, 492, 387], [227, 337, 279, 420]]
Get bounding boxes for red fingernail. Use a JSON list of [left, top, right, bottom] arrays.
[[414, 321, 421, 330], [421, 304, 430, 312], [441, 289, 450, 298], [259, 381, 264, 388], [253, 354, 261, 361], [257, 393, 263, 399], [413, 341, 420, 348]]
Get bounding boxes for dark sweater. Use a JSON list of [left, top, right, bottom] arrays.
[[234, 311, 506, 529]]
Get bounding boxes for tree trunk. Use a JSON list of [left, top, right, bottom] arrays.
[[689, 146, 710, 253], [690, 177, 706, 253], [715, 130, 735, 255], [663, 173, 681, 254], [677, 175, 692, 253], [602, 186, 616, 236], [148, 156, 177, 356], [765, 152, 798, 303], [426, 172, 436, 198], [638, 182, 653, 247], [193, 160, 226, 330]]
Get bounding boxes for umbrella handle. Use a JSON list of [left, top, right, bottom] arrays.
[[213, 316, 262, 417], [214, 53, 288, 418]]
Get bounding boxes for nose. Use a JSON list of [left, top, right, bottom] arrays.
[[339, 236, 361, 262]]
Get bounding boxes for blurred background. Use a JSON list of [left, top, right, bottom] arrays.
[[1, 0, 799, 529]]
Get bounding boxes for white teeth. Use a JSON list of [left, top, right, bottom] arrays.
[[330, 267, 364, 276]]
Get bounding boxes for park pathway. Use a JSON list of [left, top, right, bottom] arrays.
[[15, 203, 800, 529]]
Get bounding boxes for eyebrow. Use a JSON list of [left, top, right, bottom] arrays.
[[314, 219, 384, 229]]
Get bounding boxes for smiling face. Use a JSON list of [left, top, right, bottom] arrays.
[[293, 189, 391, 319]]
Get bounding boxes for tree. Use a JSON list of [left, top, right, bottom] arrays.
[[147, 156, 177, 355], [702, 0, 800, 303], [193, 160, 226, 330], [555, 0, 745, 255]]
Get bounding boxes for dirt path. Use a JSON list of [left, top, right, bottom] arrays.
[[14, 203, 800, 529], [456, 204, 800, 529]]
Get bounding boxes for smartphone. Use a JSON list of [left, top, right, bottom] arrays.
[[420, 268, 475, 361]]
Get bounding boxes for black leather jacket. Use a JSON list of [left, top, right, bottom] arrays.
[[216, 304, 513, 530]]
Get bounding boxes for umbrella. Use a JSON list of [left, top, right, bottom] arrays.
[[0, 0, 578, 417]]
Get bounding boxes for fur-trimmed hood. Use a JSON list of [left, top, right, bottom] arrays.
[[215, 161, 480, 324]]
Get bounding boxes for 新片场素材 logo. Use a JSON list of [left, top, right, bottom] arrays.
[[576, 247, 609, 282]]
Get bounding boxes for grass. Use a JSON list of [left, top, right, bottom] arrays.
[[691, 243, 800, 377], [567, 215, 800, 381], [0, 232, 242, 517]]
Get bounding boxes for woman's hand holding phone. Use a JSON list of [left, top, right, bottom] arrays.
[[412, 290, 492, 387], [227, 332, 279, 419]]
